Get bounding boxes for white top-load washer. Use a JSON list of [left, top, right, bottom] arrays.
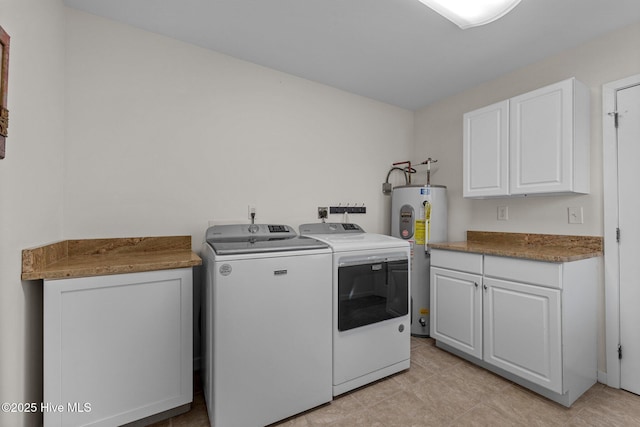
[[201, 224, 332, 427], [299, 223, 411, 396]]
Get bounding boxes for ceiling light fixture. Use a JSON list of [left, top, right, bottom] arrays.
[[418, 0, 522, 29]]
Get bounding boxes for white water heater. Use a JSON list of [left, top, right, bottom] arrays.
[[391, 185, 447, 336]]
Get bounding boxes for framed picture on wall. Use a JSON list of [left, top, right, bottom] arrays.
[[0, 24, 10, 159]]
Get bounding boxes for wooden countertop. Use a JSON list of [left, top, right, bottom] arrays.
[[22, 236, 202, 280], [429, 231, 603, 263]]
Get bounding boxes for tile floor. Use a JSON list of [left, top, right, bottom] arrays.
[[153, 337, 640, 426]]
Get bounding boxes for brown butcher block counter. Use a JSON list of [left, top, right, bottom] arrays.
[[429, 231, 603, 263], [22, 236, 201, 280]]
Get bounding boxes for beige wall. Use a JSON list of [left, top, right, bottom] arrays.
[[63, 8, 414, 374], [63, 9, 414, 242], [0, 6, 413, 426], [414, 21, 640, 241], [2, 4, 639, 423], [414, 21, 640, 375], [0, 1, 66, 426]]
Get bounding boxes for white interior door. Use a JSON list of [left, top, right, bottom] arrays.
[[618, 82, 640, 395]]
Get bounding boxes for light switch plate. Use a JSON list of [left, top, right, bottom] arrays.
[[568, 207, 584, 224]]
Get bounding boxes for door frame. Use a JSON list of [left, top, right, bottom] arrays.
[[603, 73, 640, 389]]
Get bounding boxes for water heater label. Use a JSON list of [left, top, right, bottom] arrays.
[[415, 219, 426, 245], [420, 187, 431, 196]]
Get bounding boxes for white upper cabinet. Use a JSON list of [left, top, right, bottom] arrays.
[[510, 78, 590, 195], [463, 78, 590, 198], [463, 100, 509, 198]]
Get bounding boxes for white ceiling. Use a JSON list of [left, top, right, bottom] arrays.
[[62, 0, 640, 110]]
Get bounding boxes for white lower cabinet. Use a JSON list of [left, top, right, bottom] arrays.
[[43, 268, 193, 427], [430, 249, 598, 407], [483, 277, 562, 393], [431, 250, 484, 363]]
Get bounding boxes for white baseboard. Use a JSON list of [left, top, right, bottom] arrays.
[[597, 370, 608, 385]]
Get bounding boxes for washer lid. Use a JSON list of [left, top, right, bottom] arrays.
[[206, 224, 328, 255]]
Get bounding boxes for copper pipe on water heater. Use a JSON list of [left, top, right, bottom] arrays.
[[392, 161, 414, 184]]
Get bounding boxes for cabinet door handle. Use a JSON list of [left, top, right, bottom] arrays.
[[474, 282, 479, 288], [483, 284, 488, 291]]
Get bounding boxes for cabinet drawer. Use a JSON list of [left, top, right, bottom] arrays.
[[431, 250, 483, 274], [484, 255, 562, 289]]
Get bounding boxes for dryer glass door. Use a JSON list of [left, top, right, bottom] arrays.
[[337, 258, 408, 331]]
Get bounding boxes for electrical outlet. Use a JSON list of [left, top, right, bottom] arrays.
[[497, 206, 509, 221], [568, 207, 583, 224], [318, 207, 328, 220], [248, 205, 256, 220]]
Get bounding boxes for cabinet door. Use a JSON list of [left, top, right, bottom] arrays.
[[430, 267, 483, 358], [509, 79, 574, 195], [463, 100, 510, 198], [483, 277, 562, 393], [44, 269, 193, 427]]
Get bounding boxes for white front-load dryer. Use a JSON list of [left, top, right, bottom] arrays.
[[299, 223, 411, 396]]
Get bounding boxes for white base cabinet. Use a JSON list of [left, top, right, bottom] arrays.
[[431, 251, 483, 359], [431, 249, 599, 407], [483, 277, 562, 393], [44, 268, 193, 427]]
